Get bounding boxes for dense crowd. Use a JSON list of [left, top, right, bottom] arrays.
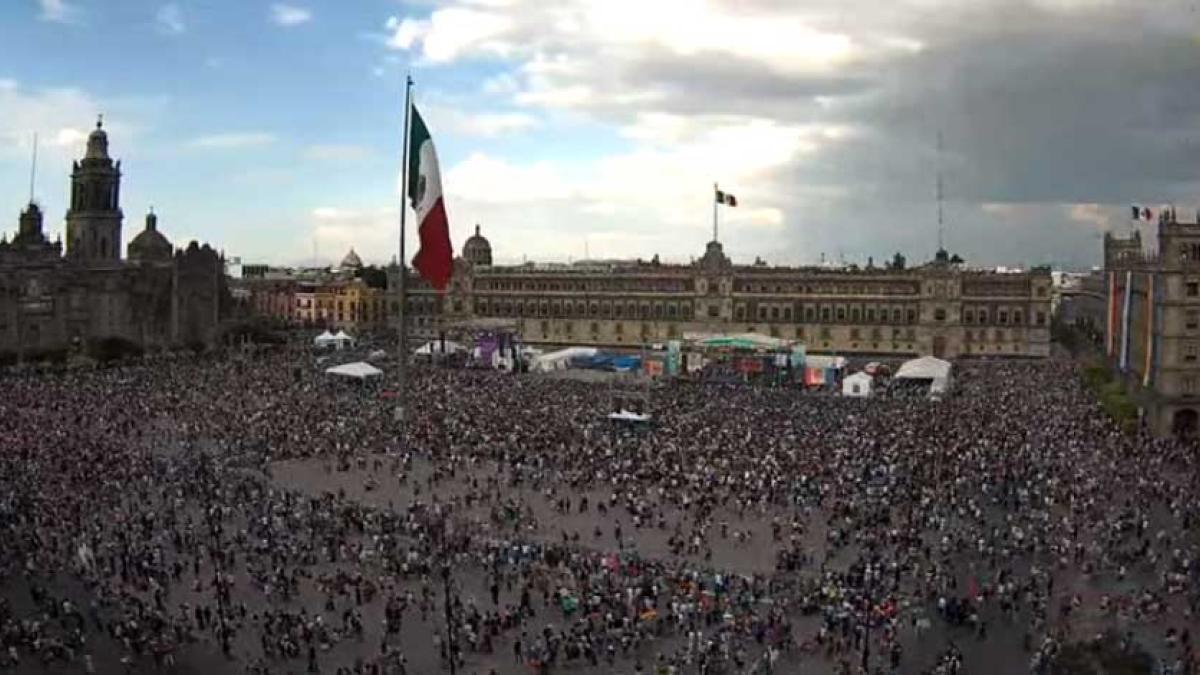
[[1, 344, 1198, 674]]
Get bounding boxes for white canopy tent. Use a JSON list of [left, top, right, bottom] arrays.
[[895, 356, 952, 394], [313, 330, 337, 348], [532, 347, 598, 373], [842, 371, 873, 397], [608, 410, 653, 423], [416, 340, 465, 355], [325, 361, 383, 380]]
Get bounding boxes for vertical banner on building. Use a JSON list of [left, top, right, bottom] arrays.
[[666, 340, 681, 377], [1142, 273, 1155, 387], [1152, 275, 1164, 387], [1106, 271, 1117, 357], [790, 344, 807, 371], [1119, 270, 1133, 371]]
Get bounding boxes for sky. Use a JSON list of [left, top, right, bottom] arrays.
[[1, 0, 1199, 270]]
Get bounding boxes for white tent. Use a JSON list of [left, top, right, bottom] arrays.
[[314, 330, 337, 348], [417, 340, 465, 355], [532, 347, 598, 373], [608, 410, 653, 423], [842, 371, 873, 397], [806, 355, 848, 370], [332, 330, 355, 345], [895, 356, 952, 394], [325, 361, 383, 380]]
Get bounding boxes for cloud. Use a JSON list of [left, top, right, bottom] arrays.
[[376, 0, 1200, 268], [155, 3, 186, 35], [270, 4, 312, 27], [38, 0, 76, 23], [304, 144, 371, 161], [308, 207, 400, 266], [422, 106, 540, 137], [186, 132, 276, 149]]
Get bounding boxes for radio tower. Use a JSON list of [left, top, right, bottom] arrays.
[[936, 130, 945, 252]]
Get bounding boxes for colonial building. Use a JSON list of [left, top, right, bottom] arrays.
[[1104, 213, 1200, 437], [390, 226, 1052, 360], [239, 249, 388, 331], [0, 119, 226, 359]]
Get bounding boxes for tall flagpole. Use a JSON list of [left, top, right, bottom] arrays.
[[712, 182, 718, 243], [396, 74, 413, 426]]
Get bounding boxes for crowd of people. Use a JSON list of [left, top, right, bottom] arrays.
[[1, 341, 1198, 674]]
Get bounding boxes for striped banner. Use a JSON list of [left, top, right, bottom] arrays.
[[1106, 271, 1117, 357], [1143, 273, 1154, 386], [1119, 270, 1133, 371]]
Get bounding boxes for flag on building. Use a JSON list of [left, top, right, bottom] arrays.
[[408, 104, 453, 291], [715, 188, 738, 207], [1131, 205, 1153, 221]]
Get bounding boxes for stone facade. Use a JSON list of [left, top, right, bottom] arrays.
[[1105, 214, 1200, 437], [389, 227, 1052, 360], [0, 119, 226, 359]]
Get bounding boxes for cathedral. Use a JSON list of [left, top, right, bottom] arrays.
[[0, 119, 226, 360]]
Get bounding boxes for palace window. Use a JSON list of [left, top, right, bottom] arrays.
[[615, 322, 623, 334], [758, 306, 768, 320], [805, 307, 815, 321], [735, 305, 746, 320], [708, 305, 719, 318], [771, 307, 780, 320], [1036, 311, 1046, 326], [866, 308, 875, 322], [934, 308, 946, 321], [1188, 310, 1200, 331], [850, 328, 861, 340], [1013, 310, 1023, 325], [783, 306, 793, 321], [1189, 282, 1200, 297], [892, 308, 902, 323], [821, 307, 831, 322], [851, 308, 861, 322], [1187, 343, 1199, 363], [964, 310, 974, 324], [998, 311, 1008, 325], [906, 309, 916, 324], [836, 307, 846, 321]]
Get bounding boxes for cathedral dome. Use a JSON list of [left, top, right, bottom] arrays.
[[127, 210, 173, 262], [85, 116, 110, 160], [341, 248, 363, 270], [463, 224, 492, 266]]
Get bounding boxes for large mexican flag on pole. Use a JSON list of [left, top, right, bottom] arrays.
[[407, 104, 453, 291]]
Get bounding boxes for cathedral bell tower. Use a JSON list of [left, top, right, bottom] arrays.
[[65, 116, 123, 264]]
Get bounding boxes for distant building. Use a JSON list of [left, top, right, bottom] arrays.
[[0, 119, 226, 358], [388, 225, 1052, 360], [239, 249, 388, 332], [1104, 212, 1200, 437]]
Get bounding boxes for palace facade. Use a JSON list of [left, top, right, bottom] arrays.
[[392, 225, 1052, 360], [1104, 213, 1200, 437], [0, 119, 226, 359]]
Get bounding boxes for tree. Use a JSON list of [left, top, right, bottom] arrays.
[[358, 265, 389, 290], [890, 252, 906, 270]]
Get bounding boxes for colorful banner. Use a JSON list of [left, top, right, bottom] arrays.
[[477, 334, 499, 364], [790, 344, 807, 371], [643, 360, 664, 377], [1144, 273, 1156, 387], [804, 367, 825, 386], [666, 340, 681, 377], [736, 357, 764, 375], [1119, 270, 1133, 371], [1106, 271, 1117, 357]]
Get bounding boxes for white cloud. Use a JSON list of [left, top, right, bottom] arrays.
[[424, 106, 540, 137], [155, 3, 186, 35], [186, 132, 276, 149], [304, 144, 371, 161], [444, 153, 574, 203], [308, 207, 400, 266], [385, 8, 514, 62], [38, 0, 76, 23], [270, 3, 312, 27]]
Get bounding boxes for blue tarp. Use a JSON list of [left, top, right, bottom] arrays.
[[569, 353, 643, 372]]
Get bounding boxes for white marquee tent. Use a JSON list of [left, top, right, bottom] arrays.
[[842, 371, 873, 397], [895, 356, 952, 394], [325, 361, 383, 380], [532, 347, 598, 373], [313, 330, 336, 348]]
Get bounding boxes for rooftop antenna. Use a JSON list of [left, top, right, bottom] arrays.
[[28, 133, 38, 204], [936, 130, 945, 251]]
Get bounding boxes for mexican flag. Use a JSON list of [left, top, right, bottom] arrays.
[[407, 104, 453, 291]]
